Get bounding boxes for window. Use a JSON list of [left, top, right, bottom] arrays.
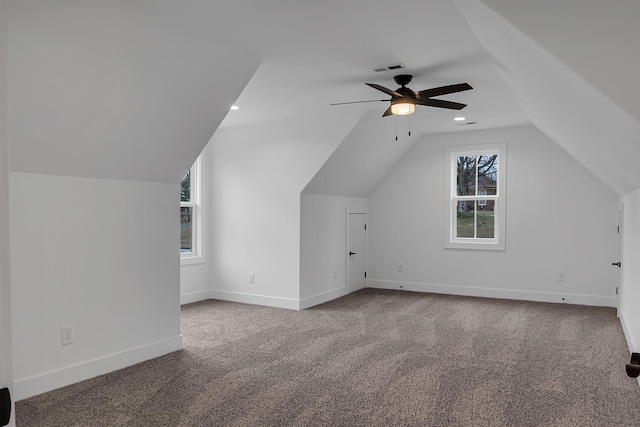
[[180, 157, 202, 263], [444, 143, 506, 250], [478, 189, 487, 207]]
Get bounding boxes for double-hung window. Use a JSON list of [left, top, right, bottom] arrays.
[[180, 157, 201, 263], [445, 143, 506, 250]]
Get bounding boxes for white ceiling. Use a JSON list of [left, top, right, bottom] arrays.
[[479, 0, 640, 122], [8, 0, 640, 194], [7, 0, 260, 182], [215, 0, 530, 135], [458, 0, 640, 195]]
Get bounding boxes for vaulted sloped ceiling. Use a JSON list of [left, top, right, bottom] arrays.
[[456, 0, 640, 195], [8, 0, 260, 183], [10, 0, 637, 194], [478, 0, 640, 123], [216, 0, 528, 199], [303, 110, 419, 197]]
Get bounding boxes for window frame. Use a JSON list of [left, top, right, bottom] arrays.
[[180, 157, 203, 265], [444, 143, 506, 251]]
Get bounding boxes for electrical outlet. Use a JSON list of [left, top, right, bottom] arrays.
[[557, 272, 565, 282], [61, 326, 74, 346], [397, 263, 404, 272], [248, 273, 255, 283]]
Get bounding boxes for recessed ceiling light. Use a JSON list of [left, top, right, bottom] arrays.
[[454, 116, 466, 121], [230, 105, 240, 111]]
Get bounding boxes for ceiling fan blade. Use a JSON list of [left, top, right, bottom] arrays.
[[418, 98, 467, 110], [366, 83, 402, 98], [418, 83, 472, 99], [382, 106, 393, 117], [329, 99, 386, 106]]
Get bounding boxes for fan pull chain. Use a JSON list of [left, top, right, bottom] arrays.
[[395, 118, 398, 141], [408, 118, 411, 137]]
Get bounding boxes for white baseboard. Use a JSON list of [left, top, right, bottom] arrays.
[[300, 286, 352, 310], [620, 311, 636, 353], [181, 290, 213, 305], [618, 311, 640, 389], [209, 289, 300, 310], [184, 287, 358, 310], [14, 335, 182, 401], [367, 279, 617, 307]]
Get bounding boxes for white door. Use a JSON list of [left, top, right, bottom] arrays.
[[348, 213, 366, 290], [615, 209, 624, 315]]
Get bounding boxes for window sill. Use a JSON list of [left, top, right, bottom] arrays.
[[180, 254, 205, 266], [445, 240, 505, 251]]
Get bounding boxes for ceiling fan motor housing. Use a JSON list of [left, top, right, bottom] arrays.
[[393, 74, 413, 86]]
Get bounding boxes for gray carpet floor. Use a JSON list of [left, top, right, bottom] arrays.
[[16, 288, 640, 426]]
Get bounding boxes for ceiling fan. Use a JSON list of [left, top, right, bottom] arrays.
[[330, 74, 473, 117]]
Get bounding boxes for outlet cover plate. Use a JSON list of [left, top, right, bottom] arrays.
[[62, 326, 74, 345]]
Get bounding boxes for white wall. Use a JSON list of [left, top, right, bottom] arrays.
[[9, 172, 181, 400], [207, 115, 358, 309], [0, 0, 15, 423], [368, 125, 619, 306], [180, 261, 211, 306], [300, 194, 367, 308], [7, 1, 260, 404], [621, 189, 640, 354]]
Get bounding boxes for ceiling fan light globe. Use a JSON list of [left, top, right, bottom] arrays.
[[391, 102, 415, 115]]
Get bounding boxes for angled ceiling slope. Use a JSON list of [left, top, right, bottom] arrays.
[[211, 109, 366, 194], [303, 110, 419, 197], [8, 0, 260, 183], [478, 0, 640, 123], [456, 0, 640, 195], [218, 0, 528, 138]]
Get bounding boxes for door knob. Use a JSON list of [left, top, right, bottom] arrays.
[[612, 262, 621, 267], [349, 251, 356, 256]]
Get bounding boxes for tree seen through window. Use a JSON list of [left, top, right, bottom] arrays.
[[455, 154, 498, 239], [181, 169, 193, 253]]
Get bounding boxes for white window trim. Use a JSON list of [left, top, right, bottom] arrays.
[[444, 143, 506, 251], [181, 157, 204, 265]]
